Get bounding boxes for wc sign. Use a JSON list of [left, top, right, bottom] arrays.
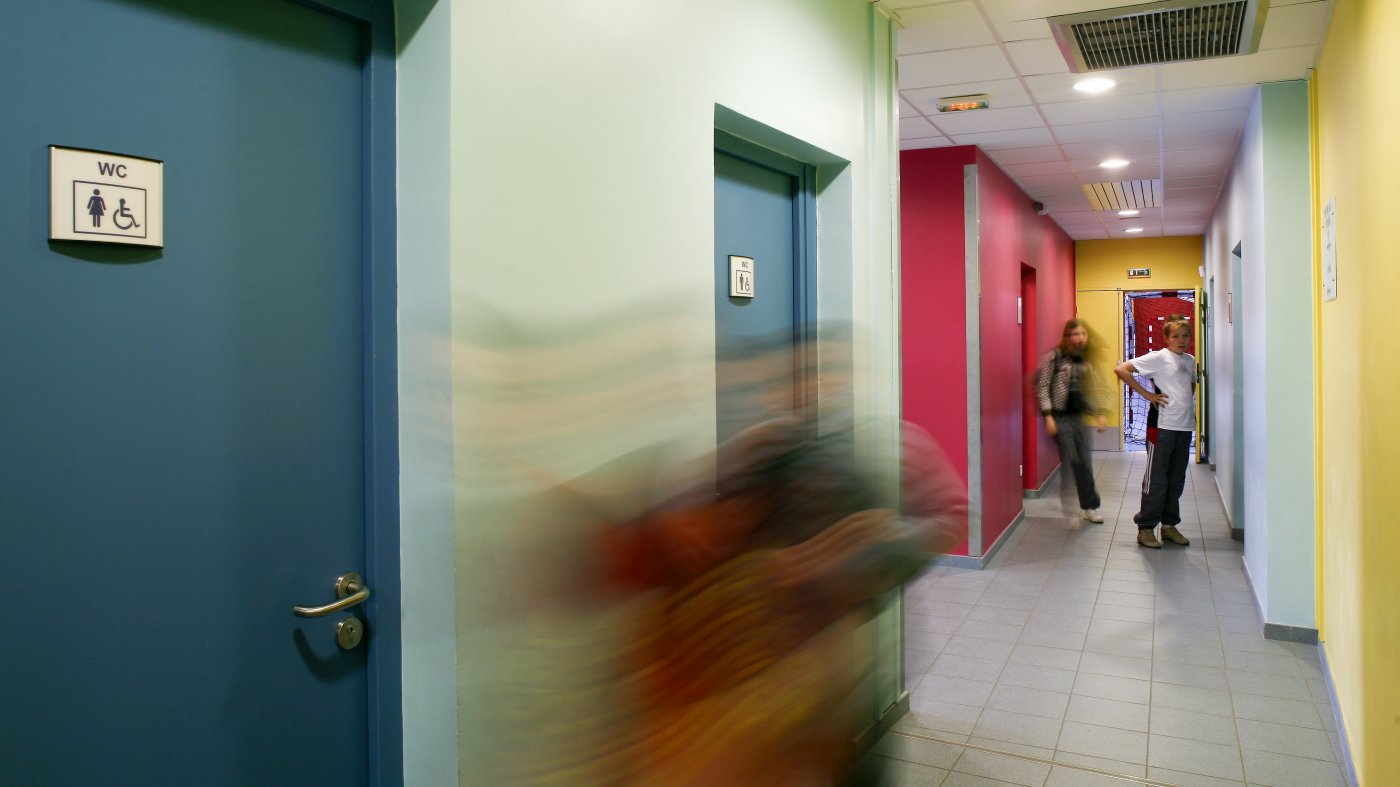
[[49, 145, 164, 248]]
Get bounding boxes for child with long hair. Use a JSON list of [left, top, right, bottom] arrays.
[[1035, 319, 1109, 523]]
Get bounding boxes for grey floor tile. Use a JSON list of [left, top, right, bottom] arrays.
[[1220, 630, 1294, 657], [952, 748, 1052, 787], [916, 675, 996, 708], [872, 733, 964, 769], [956, 618, 1025, 643], [1152, 661, 1228, 690], [911, 598, 975, 619], [1098, 590, 1154, 609], [1056, 720, 1147, 764], [1083, 633, 1154, 660], [971, 708, 1064, 749], [1145, 767, 1245, 786], [1079, 651, 1153, 681], [1032, 598, 1097, 618], [908, 627, 955, 652], [862, 756, 949, 787], [998, 662, 1076, 694], [967, 737, 1055, 760], [1019, 626, 1088, 651], [1226, 670, 1311, 701], [1229, 691, 1323, 728], [1092, 603, 1156, 624], [901, 700, 983, 737], [1087, 618, 1154, 641], [1146, 734, 1244, 781], [1049, 751, 1145, 778], [1241, 748, 1347, 786], [986, 683, 1071, 720], [1073, 672, 1151, 704], [1153, 641, 1225, 668], [943, 634, 1017, 661], [969, 605, 1033, 626], [1044, 766, 1144, 786], [978, 592, 1039, 611], [929, 653, 1008, 683], [1236, 718, 1337, 761], [907, 612, 965, 634], [932, 588, 991, 606], [906, 648, 939, 674], [1148, 705, 1239, 746], [939, 770, 1021, 787], [1223, 649, 1302, 676], [1149, 682, 1235, 717], [1065, 694, 1149, 732], [1010, 643, 1082, 671]]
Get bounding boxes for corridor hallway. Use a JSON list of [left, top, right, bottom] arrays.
[[876, 451, 1345, 786]]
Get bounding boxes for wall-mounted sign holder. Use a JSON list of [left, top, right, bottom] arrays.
[[1127, 267, 1151, 278], [49, 145, 164, 248], [729, 255, 754, 298]]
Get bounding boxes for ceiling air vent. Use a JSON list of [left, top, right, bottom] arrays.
[[1083, 180, 1163, 211], [1049, 0, 1270, 73]]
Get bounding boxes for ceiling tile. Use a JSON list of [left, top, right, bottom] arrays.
[[1163, 147, 1233, 167], [1163, 161, 1229, 178], [1260, 1, 1330, 50], [1069, 156, 1163, 174], [897, 2, 997, 54], [930, 105, 1045, 135], [901, 116, 942, 139], [903, 79, 1033, 114], [1163, 108, 1249, 135], [1164, 175, 1222, 189], [1159, 46, 1318, 91], [1002, 159, 1073, 177], [1023, 67, 1158, 104], [983, 145, 1065, 165], [1053, 115, 1159, 143], [1040, 92, 1159, 125], [1013, 172, 1083, 189], [1161, 85, 1259, 115], [900, 136, 956, 151], [1163, 130, 1241, 151], [1006, 38, 1070, 76], [1059, 136, 1160, 158], [949, 126, 1057, 149], [899, 46, 1017, 90]]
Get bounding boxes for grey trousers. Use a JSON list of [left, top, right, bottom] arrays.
[[1054, 417, 1100, 510], [1135, 428, 1192, 528]]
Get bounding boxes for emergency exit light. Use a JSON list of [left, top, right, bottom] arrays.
[[937, 93, 991, 112]]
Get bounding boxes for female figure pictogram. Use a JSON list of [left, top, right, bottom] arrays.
[[86, 189, 107, 227]]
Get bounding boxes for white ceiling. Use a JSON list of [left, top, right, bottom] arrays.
[[890, 0, 1333, 239]]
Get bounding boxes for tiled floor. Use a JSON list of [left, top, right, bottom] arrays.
[[871, 451, 1347, 787]]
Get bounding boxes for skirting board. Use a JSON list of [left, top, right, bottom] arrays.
[[1022, 464, 1062, 499], [1318, 643, 1361, 787], [1241, 555, 1319, 644], [929, 510, 1025, 570], [1214, 475, 1245, 541], [856, 691, 909, 755]]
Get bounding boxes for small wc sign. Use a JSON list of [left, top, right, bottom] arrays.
[[50, 145, 164, 248]]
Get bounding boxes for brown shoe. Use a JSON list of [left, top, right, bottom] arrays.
[[1137, 529, 1162, 549], [1161, 525, 1190, 546]]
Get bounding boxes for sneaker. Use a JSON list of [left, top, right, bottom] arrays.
[[1137, 529, 1162, 549], [1082, 509, 1104, 524], [1161, 525, 1190, 546]]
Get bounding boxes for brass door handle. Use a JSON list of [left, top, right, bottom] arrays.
[[292, 572, 370, 618]]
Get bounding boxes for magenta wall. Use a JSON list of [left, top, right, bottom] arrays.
[[900, 146, 974, 556], [975, 150, 1076, 548]]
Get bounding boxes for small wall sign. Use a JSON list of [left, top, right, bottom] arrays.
[[1127, 267, 1151, 278], [729, 255, 755, 298], [50, 145, 164, 248]]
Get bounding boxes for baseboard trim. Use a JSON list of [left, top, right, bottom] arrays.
[[856, 691, 909, 755], [1241, 556, 1319, 644], [1318, 643, 1361, 787], [930, 510, 1026, 570], [1214, 474, 1244, 541], [1022, 464, 1062, 499]]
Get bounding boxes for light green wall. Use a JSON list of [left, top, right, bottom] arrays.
[[398, 0, 903, 782]]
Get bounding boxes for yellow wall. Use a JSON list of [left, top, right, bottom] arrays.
[[1314, 1, 1400, 783], [1074, 236, 1204, 430]]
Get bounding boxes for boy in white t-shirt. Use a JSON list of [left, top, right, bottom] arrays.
[[1115, 317, 1197, 549]]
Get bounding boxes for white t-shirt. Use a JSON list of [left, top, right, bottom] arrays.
[[1130, 348, 1196, 432]]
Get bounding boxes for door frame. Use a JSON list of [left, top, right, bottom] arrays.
[[297, 1, 402, 783]]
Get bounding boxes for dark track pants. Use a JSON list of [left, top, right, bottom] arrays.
[[1135, 428, 1192, 528], [1054, 417, 1100, 510]]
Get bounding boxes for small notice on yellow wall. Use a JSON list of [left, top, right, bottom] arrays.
[[1127, 267, 1151, 278], [49, 145, 164, 248]]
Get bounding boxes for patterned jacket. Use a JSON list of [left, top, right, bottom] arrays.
[[1034, 348, 1105, 416]]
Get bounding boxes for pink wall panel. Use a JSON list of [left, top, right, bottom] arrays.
[[900, 146, 974, 556], [974, 151, 1076, 549]]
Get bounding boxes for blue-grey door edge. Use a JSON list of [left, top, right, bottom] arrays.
[[714, 130, 819, 414]]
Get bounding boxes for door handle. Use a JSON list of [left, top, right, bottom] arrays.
[[292, 572, 370, 618]]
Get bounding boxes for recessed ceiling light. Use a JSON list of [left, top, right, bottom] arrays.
[[1124, 227, 1144, 233], [1073, 77, 1117, 94], [1118, 209, 1140, 216], [1100, 159, 1129, 169]]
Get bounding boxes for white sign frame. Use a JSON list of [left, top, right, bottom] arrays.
[[1322, 197, 1337, 301], [729, 255, 755, 298], [50, 145, 164, 248]]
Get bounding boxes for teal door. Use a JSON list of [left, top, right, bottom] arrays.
[[0, 1, 390, 783]]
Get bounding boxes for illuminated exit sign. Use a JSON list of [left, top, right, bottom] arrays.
[[1127, 267, 1151, 278]]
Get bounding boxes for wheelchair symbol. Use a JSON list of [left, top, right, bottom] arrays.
[[112, 198, 141, 231]]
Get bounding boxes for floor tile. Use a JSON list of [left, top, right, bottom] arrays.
[[952, 748, 1051, 787], [1152, 661, 1228, 691], [986, 683, 1071, 720], [915, 675, 996, 708], [1236, 718, 1336, 761], [1145, 767, 1245, 786], [1148, 705, 1239, 746], [1049, 751, 1145, 778], [1073, 672, 1151, 704], [955, 618, 1024, 643], [998, 662, 1076, 694], [942, 635, 1016, 661], [1146, 734, 1244, 781], [900, 700, 983, 737], [1087, 618, 1154, 641], [1241, 748, 1347, 786], [1065, 694, 1149, 732], [861, 756, 949, 787], [1228, 691, 1323, 728], [1149, 682, 1235, 717], [939, 770, 1021, 787], [1019, 626, 1088, 651], [969, 604, 1033, 626], [1044, 766, 1140, 786], [871, 733, 963, 769], [1223, 650, 1301, 676], [1226, 670, 1311, 701], [1079, 651, 1152, 681], [971, 708, 1064, 750], [1056, 720, 1147, 764], [1082, 633, 1153, 660], [1010, 643, 1081, 671], [929, 653, 1007, 683]]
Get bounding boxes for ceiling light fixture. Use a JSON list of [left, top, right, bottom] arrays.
[[1118, 209, 1140, 216], [1100, 158, 1129, 169], [936, 93, 991, 112], [1124, 227, 1144, 233], [1073, 77, 1117, 94]]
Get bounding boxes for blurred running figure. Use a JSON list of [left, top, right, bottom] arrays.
[[1116, 316, 1196, 549], [1035, 319, 1109, 523]]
